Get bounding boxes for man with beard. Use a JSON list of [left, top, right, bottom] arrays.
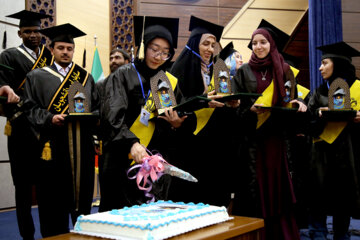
[[0, 10, 52, 240], [109, 48, 130, 73]]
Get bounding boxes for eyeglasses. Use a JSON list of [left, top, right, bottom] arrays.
[[147, 46, 171, 61]]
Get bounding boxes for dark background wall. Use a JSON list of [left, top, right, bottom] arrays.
[[342, 0, 360, 77]]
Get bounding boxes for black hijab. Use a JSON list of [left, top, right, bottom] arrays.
[[170, 27, 214, 99], [325, 57, 357, 86], [135, 24, 175, 81]]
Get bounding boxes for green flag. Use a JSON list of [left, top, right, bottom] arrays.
[[91, 47, 105, 83]]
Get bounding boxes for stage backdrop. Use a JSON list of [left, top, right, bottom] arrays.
[[57, 0, 111, 77]]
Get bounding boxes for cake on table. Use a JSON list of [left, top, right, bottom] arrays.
[[72, 200, 232, 240]]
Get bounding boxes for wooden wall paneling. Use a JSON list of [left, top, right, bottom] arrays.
[[349, 42, 360, 77], [342, 0, 360, 80], [250, 0, 308, 10], [342, 12, 360, 43], [137, 0, 218, 7], [138, 3, 220, 37], [283, 11, 309, 88], [219, 0, 248, 8], [219, 7, 242, 27], [26, 0, 56, 27], [26, 0, 56, 47], [341, 0, 360, 12], [111, 0, 135, 53]]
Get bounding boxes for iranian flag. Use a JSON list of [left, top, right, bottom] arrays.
[[91, 47, 105, 83]]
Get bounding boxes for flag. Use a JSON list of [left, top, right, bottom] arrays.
[[91, 47, 105, 83]]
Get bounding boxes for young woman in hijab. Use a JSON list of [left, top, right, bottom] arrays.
[[99, 16, 186, 211], [307, 41, 360, 240], [232, 20, 306, 240], [169, 16, 240, 207]]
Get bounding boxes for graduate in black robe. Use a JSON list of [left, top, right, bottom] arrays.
[[169, 16, 240, 207], [232, 20, 307, 240], [99, 16, 187, 211], [0, 10, 52, 240], [307, 41, 360, 240], [24, 24, 99, 237]]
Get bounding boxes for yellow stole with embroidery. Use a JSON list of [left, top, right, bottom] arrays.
[[16, 45, 54, 90], [41, 64, 90, 160], [4, 46, 54, 136], [317, 80, 360, 144], [193, 74, 215, 135]]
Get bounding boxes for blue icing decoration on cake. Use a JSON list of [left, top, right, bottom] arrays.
[[76, 201, 224, 231]]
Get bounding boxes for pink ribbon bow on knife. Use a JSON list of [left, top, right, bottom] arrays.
[[127, 152, 197, 203]]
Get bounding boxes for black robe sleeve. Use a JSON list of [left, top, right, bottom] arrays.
[[101, 65, 140, 151]]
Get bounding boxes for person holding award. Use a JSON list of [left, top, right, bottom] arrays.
[[232, 20, 307, 240], [307, 41, 360, 240], [99, 16, 187, 212], [169, 16, 240, 207], [23, 24, 99, 237]]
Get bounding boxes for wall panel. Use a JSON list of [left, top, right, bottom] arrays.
[[57, 0, 110, 76]]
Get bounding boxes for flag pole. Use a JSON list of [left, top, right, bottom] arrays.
[[94, 35, 97, 47]]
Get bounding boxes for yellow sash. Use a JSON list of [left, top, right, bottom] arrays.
[[16, 45, 54, 90], [193, 74, 215, 135], [129, 72, 178, 148], [297, 84, 310, 100], [47, 64, 89, 114], [318, 79, 360, 144], [255, 80, 274, 129], [290, 66, 299, 78], [41, 63, 89, 160], [290, 66, 310, 100]]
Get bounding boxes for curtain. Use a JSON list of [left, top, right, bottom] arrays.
[[308, 0, 343, 91]]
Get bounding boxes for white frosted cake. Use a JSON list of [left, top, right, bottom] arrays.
[[73, 200, 232, 240]]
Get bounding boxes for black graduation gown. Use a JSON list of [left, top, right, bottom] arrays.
[[24, 64, 99, 237], [169, 46, 239, 207], [232, 63, 300, 240], [99, 63, 181, 211], [307, 83, 360, 218], [0, 44, 52, 185], [0, 44, 52, 239]]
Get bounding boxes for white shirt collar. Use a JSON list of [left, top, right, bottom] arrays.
[[54, 62, 73, 77], [22, 44, 40, 59]]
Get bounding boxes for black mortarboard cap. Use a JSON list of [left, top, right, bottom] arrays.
[[282, 52, 301, 68], [248, 19, 290, 52], [218, 42, 236, 61], [0, 63, 14, 71], [316, 41, 360, 62], [6, 10, 51, 28], [39, 23, 86, 45], [133, 16, 179, 49], [189, 16, 224, 41]]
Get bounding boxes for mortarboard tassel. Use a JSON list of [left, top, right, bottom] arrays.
[[82, 49, 86, 68], [41, 141, 52, 161], [4, 120, 11, 136], [2, 31, 7, 49], [138, 41, 145, 60], [138, 16, 146, 60]]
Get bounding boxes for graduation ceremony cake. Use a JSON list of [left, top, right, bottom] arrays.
[[73, 200, 231, 240]]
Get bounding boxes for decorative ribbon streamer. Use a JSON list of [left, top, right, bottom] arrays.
[[127, 152, 166, 203], [127, 149, 198, 202]]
